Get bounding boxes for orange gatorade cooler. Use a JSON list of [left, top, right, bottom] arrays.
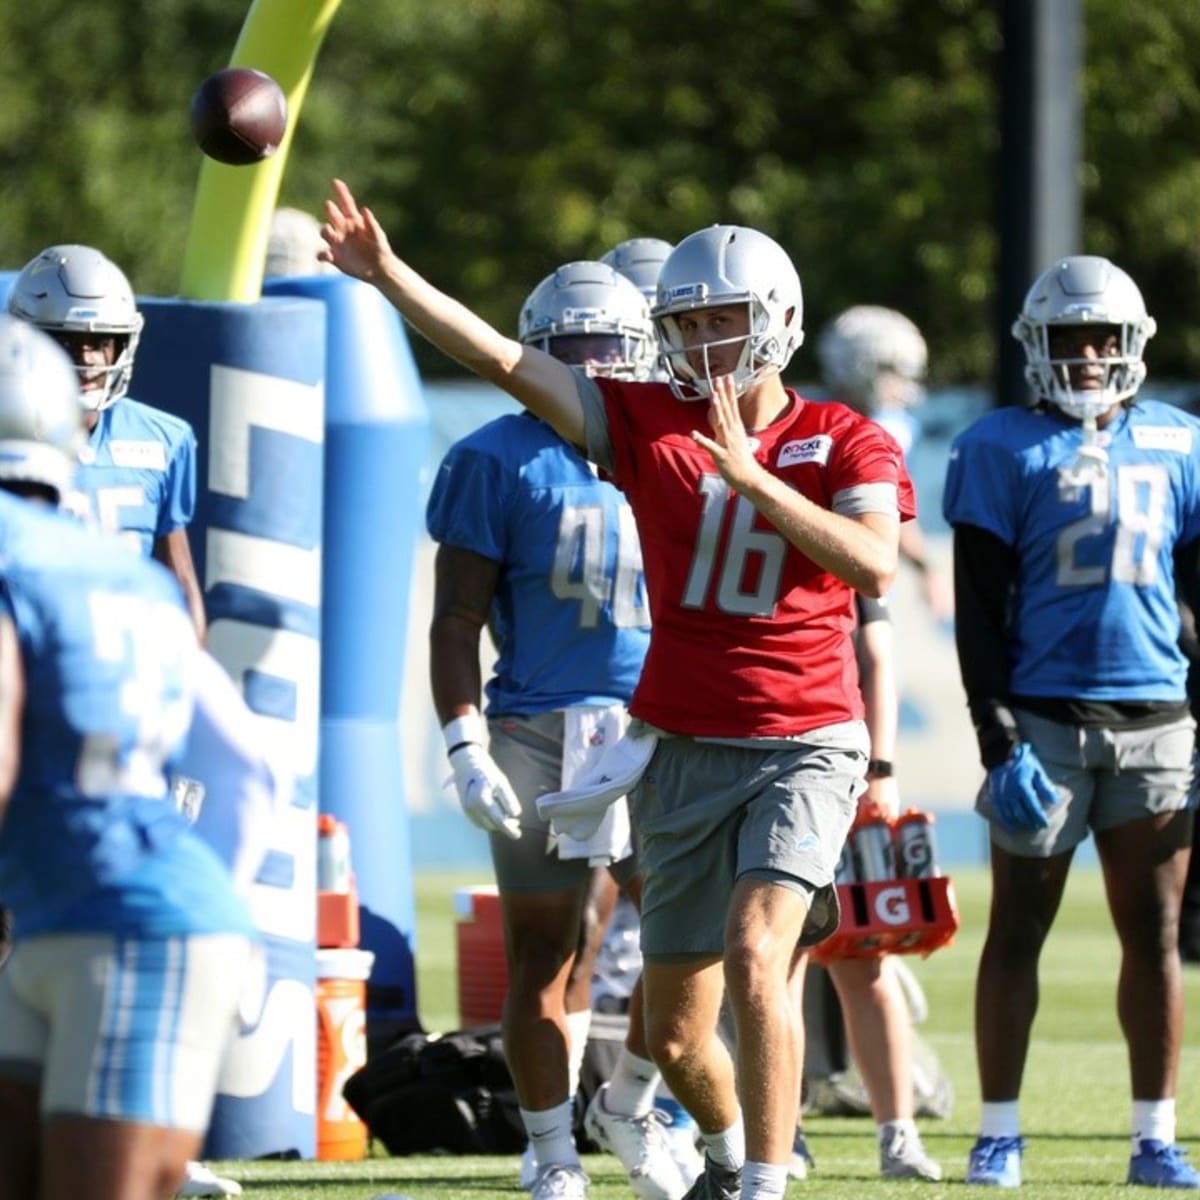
[[454, 885, 508, 1026], [316, 947, 375, 1160]]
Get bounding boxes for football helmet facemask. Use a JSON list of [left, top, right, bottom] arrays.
[[518, 261, 656, 381], [1013, 255, 1155, 421], [8, 244, 145, 413], [0, 315, 85, 500], [816, 305, 927, 414], [652, 224, 803, 402]]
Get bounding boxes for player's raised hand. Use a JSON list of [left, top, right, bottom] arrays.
[[692, 373, 761, 491], [319, 178, 393, 284]]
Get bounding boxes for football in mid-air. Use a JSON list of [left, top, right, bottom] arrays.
[[190, 67, 287, 166]]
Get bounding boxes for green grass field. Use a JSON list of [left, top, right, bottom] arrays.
[[213, 866, 1200, 1198]]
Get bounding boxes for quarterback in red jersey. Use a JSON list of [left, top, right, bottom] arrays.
[[319, 178, 912, 1200], [591, 374, 914, 738]]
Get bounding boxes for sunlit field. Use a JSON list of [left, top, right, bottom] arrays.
[[212, 866, 1200, 1199]]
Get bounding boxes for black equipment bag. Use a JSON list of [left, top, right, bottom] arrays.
[[343, 1025, 525, 1155]]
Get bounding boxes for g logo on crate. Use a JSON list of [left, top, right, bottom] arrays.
[[874, 885, 912, 925]]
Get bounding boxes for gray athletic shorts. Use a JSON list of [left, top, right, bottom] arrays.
[[633, 722, 867, 960], [487, 711, 638, 893], [978, 708, 1198, 858]]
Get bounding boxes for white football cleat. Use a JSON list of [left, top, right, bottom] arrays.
[[585, 1084, 688, 1200], [655, 1097, 704, 1188], [789, 1130, 816, 1181], [531, 1164, 590, 1199], [880, 1125, 942, 1181], [175, 1161, 242, 1197]]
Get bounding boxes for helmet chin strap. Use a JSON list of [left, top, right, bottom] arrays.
[[79, 388, 106, 414], [1059, 411, 1109, 488]]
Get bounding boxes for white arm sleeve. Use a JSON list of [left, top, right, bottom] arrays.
[[180, 650, 291, 896]]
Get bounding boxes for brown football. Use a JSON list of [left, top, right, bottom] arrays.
[[190, 67, 288, 166]]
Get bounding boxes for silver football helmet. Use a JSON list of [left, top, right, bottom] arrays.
[[816, 306, 927, 414], [8, 244, 145, 413], [652, 225, 803, 401], [600, 238, 675, 303], [1013, 255, 1155, 420], [266, 207, 336, 278], [0, 315, 85, 499], [518, 260, 656, 381]]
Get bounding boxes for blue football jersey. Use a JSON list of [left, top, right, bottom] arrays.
[[62, 397, 197, 556], [426, 413, 650, 715], [0, 493, 252, 939], [943, 399, 1200, 701]]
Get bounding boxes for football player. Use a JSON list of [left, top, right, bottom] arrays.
[[601, 238, 675, 306], [817, 305, 952, 620], [944, 256, 1200, 1189], [428, 261, 692, 1200], [601, 239, 676, 388], [0, 316, 259, 1200], [786, 590, 942, 1183], [8, 244, 206, 640], [323, 178, 912, 1200]]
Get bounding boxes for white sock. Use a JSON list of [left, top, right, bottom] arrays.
[[566, 1009, 591, 1100], [700, 1116, 745, 1170], [741, 1160, 788, 1199], [1132, 1098, 1176, 1152], [520, 1100, 579, 1171], [879, 1117, 918, 1145], [604, 1048, 660, 1117], [979, 1101, 1021, 1139]]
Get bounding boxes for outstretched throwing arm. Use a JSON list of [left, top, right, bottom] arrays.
[[319, 179, 586, 447]]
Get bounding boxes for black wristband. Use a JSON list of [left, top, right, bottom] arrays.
[[446, 740, 475, 757], [972, 699, 1021, 769], [866, 758, 894, 779], [975, 718, 1020, 770]]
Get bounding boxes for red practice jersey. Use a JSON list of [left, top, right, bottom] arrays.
[[592, 380, 916, 738]]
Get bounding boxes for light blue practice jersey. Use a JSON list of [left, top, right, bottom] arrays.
[[426, 413, 650, 715], [942, 399, 1200, 701], [0, 492, 253, 939], [63, 397, 197, 555]]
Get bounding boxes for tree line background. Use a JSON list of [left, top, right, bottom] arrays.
[[2, 0, 1199, 387]]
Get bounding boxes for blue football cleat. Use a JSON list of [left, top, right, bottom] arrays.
[[966, 1136, 1023, 1187], [1128, 1140, 1200, 1189]]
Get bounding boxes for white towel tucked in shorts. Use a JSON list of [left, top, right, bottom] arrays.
[[554, 704, 633, 865]]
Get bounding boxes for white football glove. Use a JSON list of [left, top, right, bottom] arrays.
[[443, 715, 522, 841]]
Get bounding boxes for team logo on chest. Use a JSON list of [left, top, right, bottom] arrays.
[[777, 435, 833, 468]]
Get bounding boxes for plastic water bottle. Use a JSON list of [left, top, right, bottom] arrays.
[[894, 809, 939, 878], [317, 814, 352, 893], [852, 817, 896, 882]]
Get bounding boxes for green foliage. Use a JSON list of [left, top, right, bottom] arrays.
[[3, 1, 1200, 385]]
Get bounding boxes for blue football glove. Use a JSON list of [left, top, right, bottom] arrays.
[[986, 742, 1058, 832]]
